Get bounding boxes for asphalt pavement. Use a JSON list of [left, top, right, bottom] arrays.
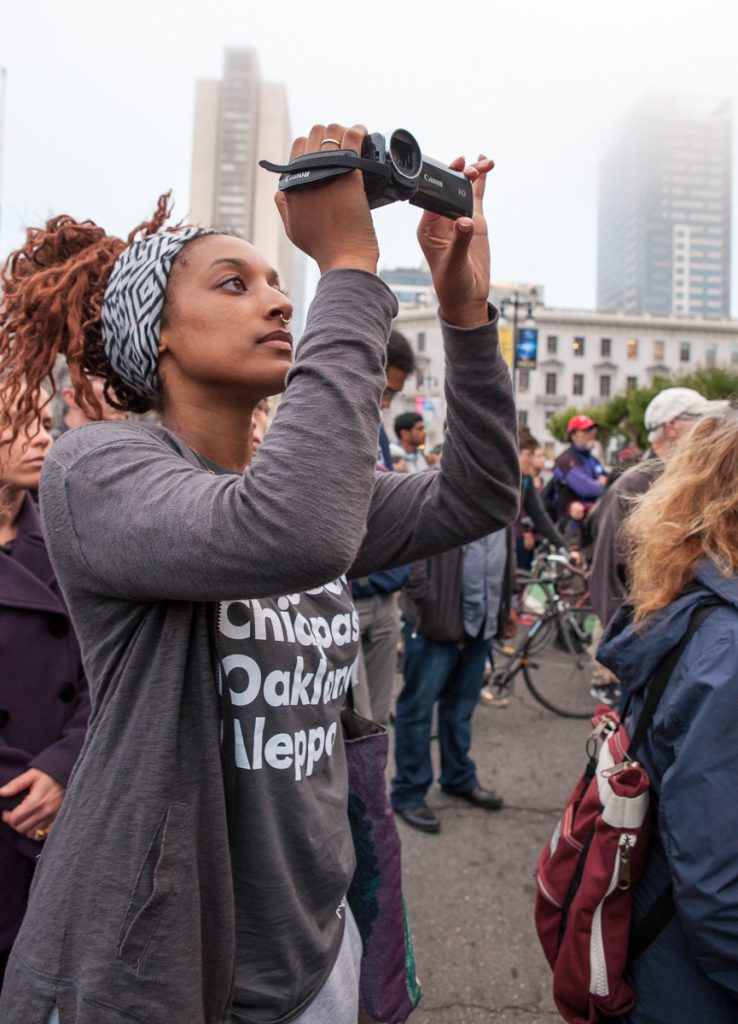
[[388, 659, 596, 1024]]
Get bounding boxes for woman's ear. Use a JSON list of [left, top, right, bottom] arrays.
[[158, 325, 170, 356]]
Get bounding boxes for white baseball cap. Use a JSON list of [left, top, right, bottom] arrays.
[[644, 387, 728, 432]]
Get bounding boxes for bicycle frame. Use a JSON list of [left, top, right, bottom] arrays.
[[489, 553, 597, 718]]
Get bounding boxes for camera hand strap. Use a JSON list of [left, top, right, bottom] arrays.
[[259, 151, 392, 192]]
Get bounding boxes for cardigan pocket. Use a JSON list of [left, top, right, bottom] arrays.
[[117, 803, 190, 971]]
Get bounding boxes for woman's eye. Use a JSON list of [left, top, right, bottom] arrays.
[[221, 276, 246, 292]]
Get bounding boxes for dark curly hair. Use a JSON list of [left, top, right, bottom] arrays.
[[386, 329, 415, 375], [0, 193, 177, 438], [518, 426, 540, 452]]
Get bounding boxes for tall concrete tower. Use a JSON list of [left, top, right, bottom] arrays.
[[597, 95, 732, 317], [189, 48, 297, 302]]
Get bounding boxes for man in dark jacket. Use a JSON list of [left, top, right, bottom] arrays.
[[552, 415, 607, 547], [589, 387, 726, 704], [391, 530, 509, 833], [591, 388, 727, 629]]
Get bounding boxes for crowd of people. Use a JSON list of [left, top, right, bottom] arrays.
[[1, 120, 737, 1024]]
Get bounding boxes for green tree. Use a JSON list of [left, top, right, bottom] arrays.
[[546, 369, 738, 450]]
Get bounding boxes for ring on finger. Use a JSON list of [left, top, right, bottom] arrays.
[[320, 138, 342, 148], [31, 826, 49, 841]]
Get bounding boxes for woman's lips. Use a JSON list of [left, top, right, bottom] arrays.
[[257, 330, 292, 353], [258, 339, 293, 353]]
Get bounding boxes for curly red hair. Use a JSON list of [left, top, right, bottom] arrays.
[[0, 193, 175, 437], [625, 409, 738, 622]]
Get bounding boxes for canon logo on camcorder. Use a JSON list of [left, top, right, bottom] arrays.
[[423, 173, 444, 188]]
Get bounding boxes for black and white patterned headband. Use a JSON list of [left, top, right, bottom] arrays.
[[101, 226, 213, 398]]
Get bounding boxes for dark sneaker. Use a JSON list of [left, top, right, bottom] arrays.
[[394, 802, 441, 833], [441, 785, 504, 810]]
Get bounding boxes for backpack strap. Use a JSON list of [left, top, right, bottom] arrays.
[[626, 597, 724, 960], [629, 880, 677, 961], [626, 599, 723, 760]]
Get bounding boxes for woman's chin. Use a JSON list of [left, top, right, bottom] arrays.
[[264, 367, 289, 395]]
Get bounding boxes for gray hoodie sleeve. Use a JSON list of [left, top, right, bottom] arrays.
[[41, 270, 397, 603], [349, 309, 520, 575]]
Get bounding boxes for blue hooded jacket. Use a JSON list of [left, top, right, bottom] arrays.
[[598, 562, 738, 1023]]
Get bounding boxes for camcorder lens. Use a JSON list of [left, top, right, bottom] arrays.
[[387, 130, 422, 181]]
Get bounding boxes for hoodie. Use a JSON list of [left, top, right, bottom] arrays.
[[598, 562, 738, 1023]]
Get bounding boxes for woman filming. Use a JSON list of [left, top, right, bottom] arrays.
[[599, 409, 738, 1023], [0, 122, 519, 1024]]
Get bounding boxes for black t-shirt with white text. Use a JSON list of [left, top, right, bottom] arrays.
[[216, 578, 359, 1024]]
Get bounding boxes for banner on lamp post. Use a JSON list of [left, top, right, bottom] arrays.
[[515, 327, 538, 369], [499, 325, 514, 370]]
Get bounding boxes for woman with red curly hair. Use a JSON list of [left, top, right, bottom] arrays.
[[0, 123, 519, 1024]]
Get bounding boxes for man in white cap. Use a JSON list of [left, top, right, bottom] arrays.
[[643, 386, 728, 442], [589, 387, 727, 703]]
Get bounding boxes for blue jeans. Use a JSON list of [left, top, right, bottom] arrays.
[[391, 623, 487, 809]]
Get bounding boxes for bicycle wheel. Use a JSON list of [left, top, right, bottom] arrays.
[[522, 606, 599, 718]]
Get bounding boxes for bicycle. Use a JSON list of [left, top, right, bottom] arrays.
[[484, 553, 599, 719], [525, 543, 592, 611]]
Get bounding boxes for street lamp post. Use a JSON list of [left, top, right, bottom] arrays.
[[499, 289, 536, 394]]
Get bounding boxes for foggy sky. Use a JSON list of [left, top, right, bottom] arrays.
[[1, 0, 737, 314]]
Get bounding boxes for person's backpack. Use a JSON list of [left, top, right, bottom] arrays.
[[534, 600, 721, 1024]]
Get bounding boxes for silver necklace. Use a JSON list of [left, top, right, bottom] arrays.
[[187, 446, 216, 474]]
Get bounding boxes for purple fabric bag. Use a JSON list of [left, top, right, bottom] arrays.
[[342, 708, 421, 1024]]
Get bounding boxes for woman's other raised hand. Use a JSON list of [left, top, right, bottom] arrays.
[[417, 155, 494, 329], [275, 123, 379, 276]]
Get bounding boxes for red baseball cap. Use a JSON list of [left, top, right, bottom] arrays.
[[567, 415, 597, 433]]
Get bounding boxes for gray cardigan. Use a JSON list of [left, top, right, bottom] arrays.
[[0, 269, 519, 1024]]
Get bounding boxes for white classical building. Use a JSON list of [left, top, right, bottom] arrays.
[[388, 296, 738, 459]]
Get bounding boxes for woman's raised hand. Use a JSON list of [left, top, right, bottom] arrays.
[[275, 123, 379, 276], [417, 155, 494, 328]]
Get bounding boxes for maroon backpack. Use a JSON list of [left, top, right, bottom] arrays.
[[534, 602, 719, 1024]]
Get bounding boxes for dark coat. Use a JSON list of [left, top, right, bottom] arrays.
[[402, 545, 466, 642], [589, 456, 664, 626], [0, 494, 89, 952], [598, 564, 738, 1023], [401, 528, 514, 643]]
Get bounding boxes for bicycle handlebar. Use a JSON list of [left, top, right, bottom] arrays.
[[545, 553, 588, 578]]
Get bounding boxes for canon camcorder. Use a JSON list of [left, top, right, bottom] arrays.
[[259, 129, 473, 221]]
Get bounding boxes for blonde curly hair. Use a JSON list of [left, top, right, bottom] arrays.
[[624, 409, 738, 623]]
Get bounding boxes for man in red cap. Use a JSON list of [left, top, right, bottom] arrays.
[[551, 415, 608, 548]]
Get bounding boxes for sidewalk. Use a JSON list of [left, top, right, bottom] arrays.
[[391, 672, 590, 1023]]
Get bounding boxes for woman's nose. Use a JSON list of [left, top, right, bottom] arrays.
[[33, 423, 53, 449], [268, 290, 293, 324]]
